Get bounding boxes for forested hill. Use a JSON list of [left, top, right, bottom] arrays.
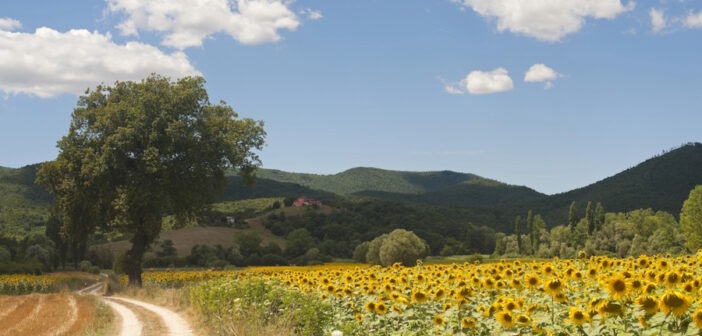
[[514, 142, 702, 223], [1, 143, 701, 237], [255, 167, 541, 196]]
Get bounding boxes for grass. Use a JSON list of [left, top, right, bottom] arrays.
[[77, 296, 115, 336]]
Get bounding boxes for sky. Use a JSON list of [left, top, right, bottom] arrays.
[[1, 0, 701, 195]]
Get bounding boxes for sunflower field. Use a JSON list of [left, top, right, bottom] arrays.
[[149, 253, 702, 335], [0, 273, 73, 294]]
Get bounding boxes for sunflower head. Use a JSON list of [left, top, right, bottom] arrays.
[[433, 314, 445, 326], [375, 301, 388, 315], [412, 290, 428, 303], [632, 295, 657, 316], [692, 309, 702, 329], [659, 290, 691, 316], [544, 278, 563, 295], [496, 311, 515, 328], [568, 307, 590, 325], [606, 274, 629, 299]]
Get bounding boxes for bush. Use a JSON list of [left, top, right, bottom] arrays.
[[352, 241, 369, 263], [365, 234, 387, 265], [0, 247, 10, 262], [375, 229, 428, 267], [79, 260, 93, 272], [87, 246, 115, 269], [259, 254, 289, 266], [0, 259, 44, 274]]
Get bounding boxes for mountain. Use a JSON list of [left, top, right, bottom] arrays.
[[514, 142, 702, 223], [1, 143, 701, 237], [256, 167, 542, 196]]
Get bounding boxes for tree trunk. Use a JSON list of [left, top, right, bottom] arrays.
[[126, 232, 147, 287]]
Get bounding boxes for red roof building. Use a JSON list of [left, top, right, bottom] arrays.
[[293, 196, 322, 207]]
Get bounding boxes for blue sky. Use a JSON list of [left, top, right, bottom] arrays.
[[1, 0, 701, 194]]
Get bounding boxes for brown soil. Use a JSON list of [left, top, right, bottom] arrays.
[[0, 294, 97, 336]]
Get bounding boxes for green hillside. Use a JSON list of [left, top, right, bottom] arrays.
[[512, 142, 702, 224], [1, 142, 701, 237], [256, 167, 520, 195], [0, 164, 51, 237]]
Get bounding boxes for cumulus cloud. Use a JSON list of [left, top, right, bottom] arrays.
[[0, 21, 200, 98], [649, 8, 666, 32], [524, 64, 559, 88], [106, 0, 303, 49], [0, 18, 21, 31], [452, 0, 634, 42], [684, 11, 702, 28], [445, 68, 514, 95]]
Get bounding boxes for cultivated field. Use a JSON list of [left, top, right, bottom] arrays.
[[3, 252, 702, 335]]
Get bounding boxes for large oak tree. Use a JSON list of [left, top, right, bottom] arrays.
[[37, 75, 265, 285]]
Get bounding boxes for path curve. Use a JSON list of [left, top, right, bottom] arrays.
[[109, 297, 193, 336], [103, 299, 143, 336]]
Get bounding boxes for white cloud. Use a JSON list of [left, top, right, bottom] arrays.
[[649, 8, 666, 32], [0, 18, 21, 31], [452, 0, 634, 42], [0, 21, 200, 98], [445, 68, 514, 95], [684, 11, 702, 28], [106, 0, 303, 49], [524, 63, 559, 88], [301, 8, 323, 20]]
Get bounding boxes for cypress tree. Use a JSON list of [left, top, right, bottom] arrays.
[[514, 216, 522, 254], [594, 202, 605, 232], [585, 201, 594, 235], [568, 201, 578, 232], [526, 210, 534, 255]]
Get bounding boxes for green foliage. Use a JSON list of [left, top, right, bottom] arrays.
[[681, 185, 702, 251], [235, 231, 262, 257], [366, 229, 428, 267], [285, 228, 316, 258], [365, 234, 387, 265], [352, 241, 369, 263], [36, 75, 265, 286], [190, 278, 332, 335]]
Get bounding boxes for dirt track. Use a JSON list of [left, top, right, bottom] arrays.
[[0, 281, 194, 336]]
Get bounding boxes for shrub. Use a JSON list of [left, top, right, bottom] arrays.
[[378, 229, 429, 267], [352, 241, 369, 263]]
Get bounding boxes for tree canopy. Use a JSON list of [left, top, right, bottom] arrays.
[[37, 75, 265, 285]]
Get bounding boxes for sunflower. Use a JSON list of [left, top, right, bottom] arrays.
[[354, 313, 363, 322], [693, 309, 702, 329], [433, 314, 445, 326], [525, 274, 540, 289], [605, 274, 629, 299], [665, 271, 682, 288], [375, 301, 388, 315], [516, 314, 531, 326], [496, 311, 515, 328], [365, 301, 376, 313], [412, 290, 428, 303], [659, 290, 691, 316], [567, 307, 590, 325], [635, 295, 659, 315], [544, 278, 564, 295], [461, 317, 477, 329], [597, 300, 624, 318]]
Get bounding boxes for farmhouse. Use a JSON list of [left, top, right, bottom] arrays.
[[293, 196, 322, 207]]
